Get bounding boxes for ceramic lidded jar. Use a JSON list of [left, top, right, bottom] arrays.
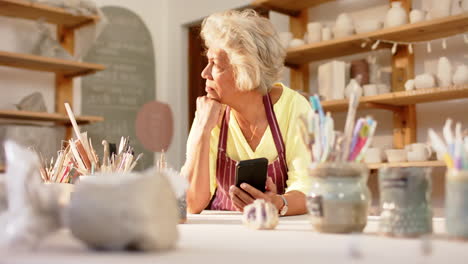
[[307, 163, 371, 233], [446, 169, 468, 238], [378, 167, 433, 237], [385, 2, 408, 28]]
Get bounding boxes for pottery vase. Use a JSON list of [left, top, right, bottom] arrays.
[[414, 74, 436, 89], [333, 13, 354, 38], [409, 9, 425, 23], [453, 65, 468, 85], [437, 57, 452, 87], [385, 2, 408, 28]]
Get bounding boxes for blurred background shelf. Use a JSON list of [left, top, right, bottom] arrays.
[[251, 0, 335, 16], [0, 165, 4, 173], [321, 84, 468, 112], [285, 13, 468, 65], [0, 110, 104, 125], [367, 160, 446, 170], [0, 50, 105, 78], [0, 0, 99, 29]]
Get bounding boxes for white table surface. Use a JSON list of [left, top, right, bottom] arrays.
[[1, 211, 467, 264]]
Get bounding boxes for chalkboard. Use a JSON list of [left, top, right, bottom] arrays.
[[82, 6, 155, 170]]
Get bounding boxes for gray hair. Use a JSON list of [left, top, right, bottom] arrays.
[[200, 9, 286, 94]]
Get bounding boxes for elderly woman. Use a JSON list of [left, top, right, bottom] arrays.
[[183, 9, 312, 216]]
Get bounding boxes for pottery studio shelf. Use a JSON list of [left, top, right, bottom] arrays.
[[285, 12, 468, 65], [250, 0, 335, 16], [366, 160, 446, 170], [0, 0, 99, 29], [0, 50, 105, 77], [0, 110, 104, 125], [320, 84, 468, 112]]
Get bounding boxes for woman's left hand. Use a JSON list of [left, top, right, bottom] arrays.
[[229, 177, 282, 211]]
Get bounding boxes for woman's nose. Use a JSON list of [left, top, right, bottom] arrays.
[[201, 63, 212, 80]]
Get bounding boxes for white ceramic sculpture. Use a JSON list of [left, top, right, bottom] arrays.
[[333, 13, 354, 38], [279, 32, 293, 48], [242, 199, 279, 230], [453, 65, 468, 85], [289, 38, 305, 48], [405, 79, 415, 91], [437, 57, 453, 87], [430, 0, 452, 18], [409, 9, 425, 23], [321, 27, 332, 41], [414, 74, 436, 89], [0, 141, 70, 250], [68, 170, 179, 251], [385, 2, 408, 28]]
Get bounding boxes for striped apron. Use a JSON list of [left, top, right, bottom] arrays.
[[210, 93, 289, 210]]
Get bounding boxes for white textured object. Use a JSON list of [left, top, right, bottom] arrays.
[[430, 0, 452, 18], [385, 2, 408, 28], [453, 65, 468, 85], [1, 141, 69, 250], [68, 170, 179, 251], [437, 57, 452, 87], [289, 38, 305, 48], [414, 74, 436, 89], [242, 200, 279, 230], [410, 9, 426, 23]]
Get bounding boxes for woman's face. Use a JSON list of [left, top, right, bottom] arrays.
[[201, 47, 238, 103]]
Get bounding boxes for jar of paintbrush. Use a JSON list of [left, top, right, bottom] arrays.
[[307, 162, 371, 233]]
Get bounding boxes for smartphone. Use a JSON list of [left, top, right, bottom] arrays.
[[235, 158, 268, 193]]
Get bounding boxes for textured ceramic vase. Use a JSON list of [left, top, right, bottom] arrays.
[[378, 167, 433, 237], [409, 9, 425, 23], [453, 65, 468, 85], [437, 57, 452, 87], [385, 2, 408, 28], [333, 13, 354, 38]]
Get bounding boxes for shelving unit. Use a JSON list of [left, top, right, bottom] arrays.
[[252, 0, 467, 150], [0, 50, 105, 77], [0, 0, 99, 29], [367, 160, 446, 170], [321, 84, 468, 112], [0, 0, 105, 137], [285, 13, 468, 65], [0, 110, 103, 125]]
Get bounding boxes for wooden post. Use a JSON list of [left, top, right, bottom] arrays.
[[56, 25, 75, 139], [289, 10, 309, 94], [391, 0, 416, 148]]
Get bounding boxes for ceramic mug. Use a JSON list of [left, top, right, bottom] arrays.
[[364, 147, 384, 163], [385, 149, 407, 163], [405, 143, 432, 162], [363, 84, 378, 97]]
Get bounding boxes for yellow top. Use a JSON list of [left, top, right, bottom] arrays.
[[207, 83, 312, 197]]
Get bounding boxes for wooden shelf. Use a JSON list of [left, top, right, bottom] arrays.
[[286, 13, 468, 65], [0, 50, 105, 77], [0, 0, 99, 29], [367, 160, 446, 170], [321, 84, 468, 112], [251, 0, 335, 16], [0, 110, 103, 125]]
